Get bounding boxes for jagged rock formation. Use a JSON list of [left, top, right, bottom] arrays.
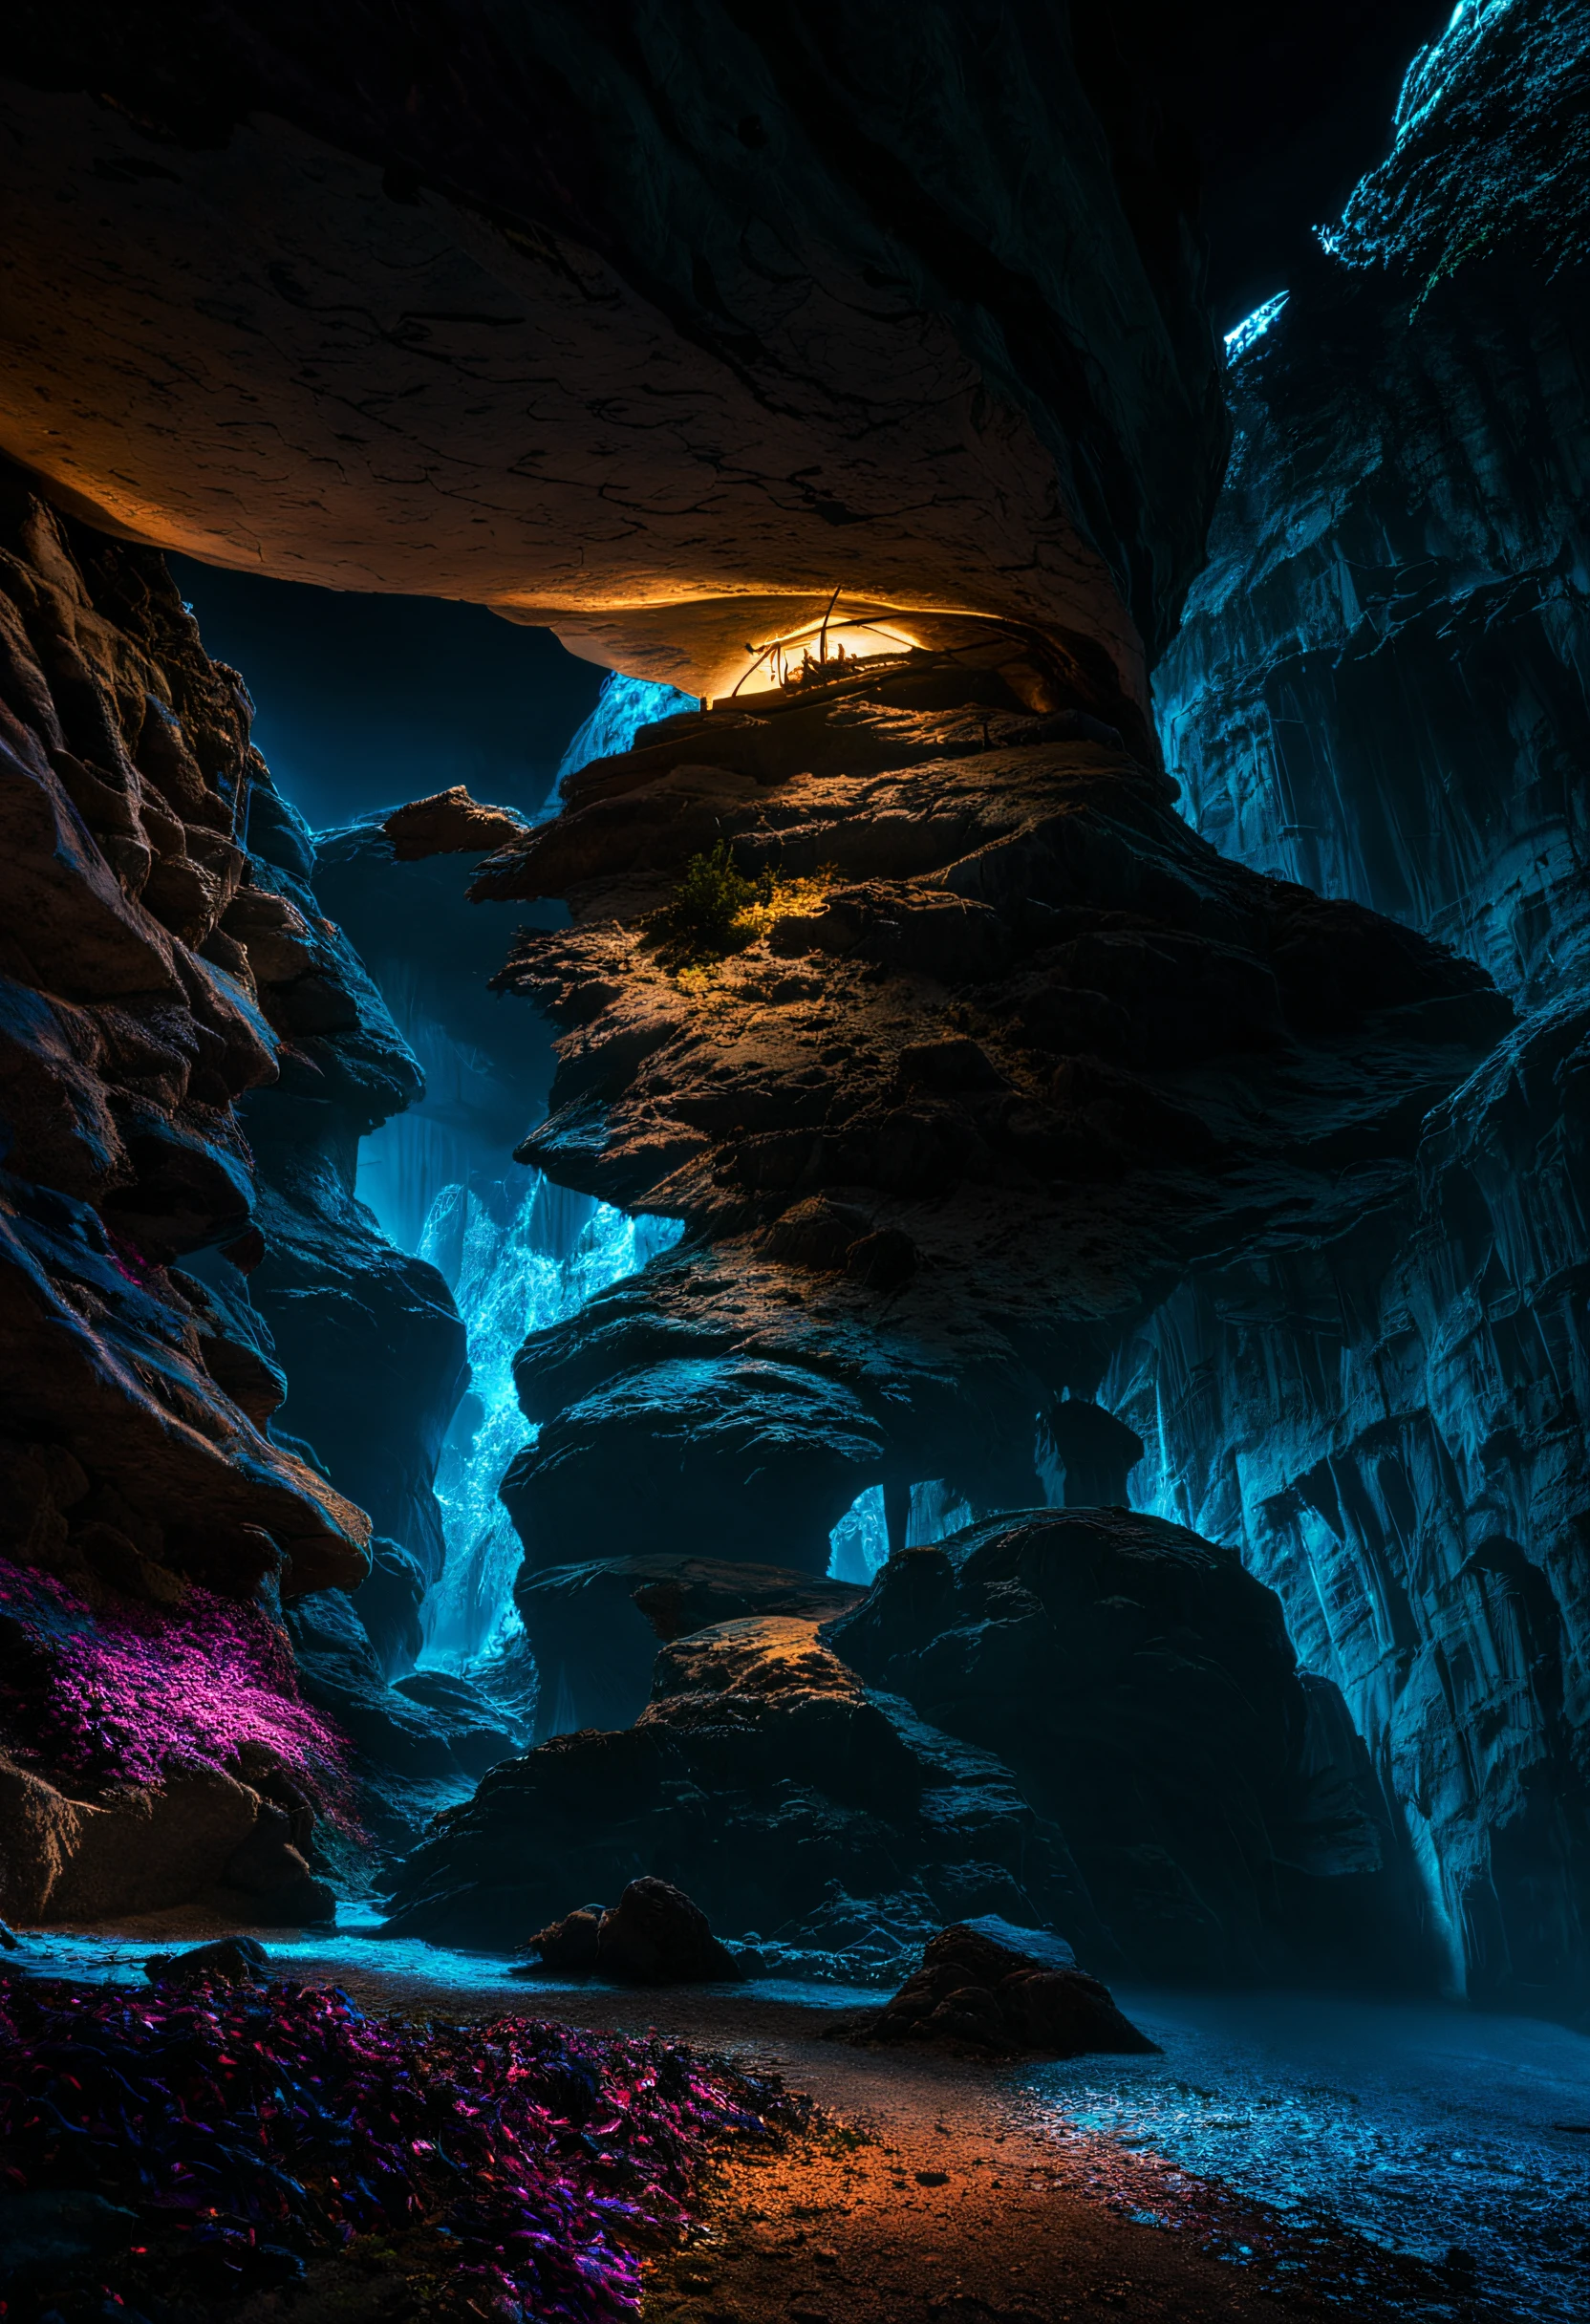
[[387, 1599, 1102, 1962], [0, 477, 369, 1603], [386, 1508, 1415, 1986], [1159, 250, 1590, 1007], [827, 1511, 1415, 1983], [0, 473, 485, 1908], [1126, 0, 1590, 2014], [463, 649, 1508, 1614], [0, 0, 1224, 709]]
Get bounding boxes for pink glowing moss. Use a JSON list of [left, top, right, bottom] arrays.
[[0, 1556, 350, 1809], [0, 1970, 799, 2321]]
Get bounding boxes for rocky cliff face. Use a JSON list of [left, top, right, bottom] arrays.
[[1132, 0, 1590, 2013], [0, 477, 496, 1911], [456, 640, 1508, 1676]]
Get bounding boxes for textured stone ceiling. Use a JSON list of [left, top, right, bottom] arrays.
[[0, 1, 1226, 711]]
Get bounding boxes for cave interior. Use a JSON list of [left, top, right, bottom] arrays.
[[2, 3, 1589, 2320]]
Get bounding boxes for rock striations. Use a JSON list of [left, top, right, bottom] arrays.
[[1131, 0, 1590, 2014], [0, 473, 489, 1915], [462, 645, 1509, 1611]]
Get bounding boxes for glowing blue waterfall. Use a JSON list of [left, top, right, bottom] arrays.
[[419, 1173, 683, 1666], [539, 669, 698, 821], [828, 1486, 890, 1582], [827, 1477, 977, 1581]]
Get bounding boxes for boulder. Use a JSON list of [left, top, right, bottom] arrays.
[[0, 1750, 333, 1926], [380, 786, 529, 862], [501, 1358, 889, 1577], [595, 1877, 741, 1984], [524, 1904, 605, 1974], [825, 1510, 1417, 1983], [848, 1923, 1158, 2058], [144, 1935, 269, 1987]]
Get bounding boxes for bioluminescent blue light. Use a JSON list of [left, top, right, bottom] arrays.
[[1223, 292, 1289, 362], [1027, 1986, 1590, 2324], [1390, 0, 1515, 154], [1313, 0, 1579, 285], [827, 1477, 977, 1581], [829, 1485, 889, 1582], [540, 669, 698, 819], [419, 1172, 682, 1665]]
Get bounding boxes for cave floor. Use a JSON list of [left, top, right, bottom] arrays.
[[16, 1918, 1536, 2324]]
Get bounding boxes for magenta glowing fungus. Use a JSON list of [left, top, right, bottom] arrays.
[[0, 1556, 350, 1807], [0, 1970, 798, 2321]]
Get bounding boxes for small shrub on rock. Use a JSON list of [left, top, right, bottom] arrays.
[[655, 841, 771, 962]]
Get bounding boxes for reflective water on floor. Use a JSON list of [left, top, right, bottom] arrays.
[[1027, 1988, 1590, 2322], [4, 1915, 878, 2013]]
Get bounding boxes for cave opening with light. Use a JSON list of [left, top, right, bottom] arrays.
[[2, 4, 1589, 2321]]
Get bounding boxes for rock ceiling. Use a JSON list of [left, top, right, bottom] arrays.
[[0, 1, 1225, 708]]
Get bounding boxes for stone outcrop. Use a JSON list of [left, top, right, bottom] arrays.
[[846, 1921, 1157, 2058], [463, 647, 1508, 1624], [516, 1554, 865, 1738], [523, 1876, 742, 1984], [386, 1507, 1423, 1987], [827, 1510, 1416, 1983], [0, 1753, 332, 1927], [0, 2, 1225, 712], [1123, 0, 1590, 2014], [0, 473, 369, 1605], [380, 787, 529, 865], [384, 1604, 1101, 1962]]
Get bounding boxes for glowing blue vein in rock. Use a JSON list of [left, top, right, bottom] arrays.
[[1224, 292, 1289, 362], [419, 1173, 683, 1665]]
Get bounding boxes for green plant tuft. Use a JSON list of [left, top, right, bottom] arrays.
[[655, 841, 774, 963]]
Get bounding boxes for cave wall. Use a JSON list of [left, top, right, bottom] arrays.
[[0, 471, 486, 1908], [1117, 0, 1590, 2012], [1157, 253, 1590, 1005], [0, 474, 371, 1605]]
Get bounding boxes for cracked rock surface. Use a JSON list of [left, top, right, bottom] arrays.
[[0, 0, 1225, 705]]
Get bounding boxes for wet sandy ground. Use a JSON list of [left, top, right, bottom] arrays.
[[261, 1950, 1487, 2324], [19, 1920, 1502, 2324]]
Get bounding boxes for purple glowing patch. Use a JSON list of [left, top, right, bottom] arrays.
[[0, 1556, 350, 1808], [0, 1972, 797, 2319]]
